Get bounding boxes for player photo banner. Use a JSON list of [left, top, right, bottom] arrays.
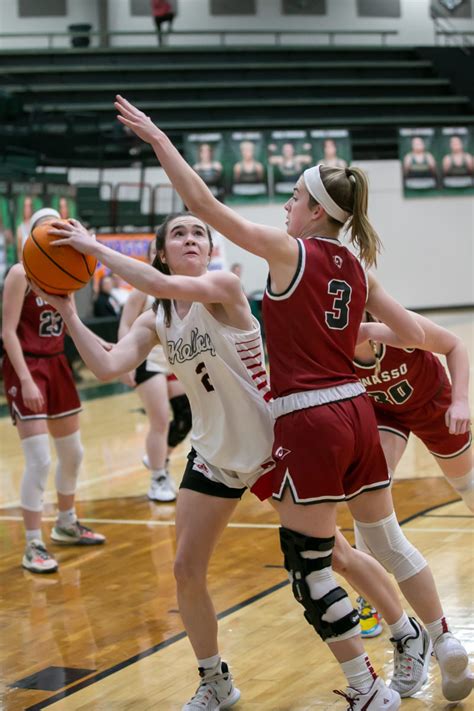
[[399, 127, 473, 197], [440, 127, 473, 192], [267, 130, 312, 197], [228, 131, 268, 200], [310, 130, 352, 170], [184, 132, 225, 199], [399, 128, 439, 195]]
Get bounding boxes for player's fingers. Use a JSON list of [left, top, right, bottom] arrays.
[[116, 95, 139, 113], [445, 411, 451, 429], [50, 220, 72, 230], [49, 237, 73, 246]]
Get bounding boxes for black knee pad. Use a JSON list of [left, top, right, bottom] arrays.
[[168, 394, 192, 447], [279, 526, 359, 641]]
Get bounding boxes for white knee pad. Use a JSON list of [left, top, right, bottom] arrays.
[[20, 434, 51, 512], [54, 431, 84, 495], [354, 512, 427, 583]]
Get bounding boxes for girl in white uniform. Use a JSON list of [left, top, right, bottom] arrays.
[[34, 212, 275, 710]]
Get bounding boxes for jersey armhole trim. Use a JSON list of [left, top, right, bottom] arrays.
[[265, 238, 305, 301]]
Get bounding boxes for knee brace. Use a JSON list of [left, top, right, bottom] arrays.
[[354, 512, 427, 583], [54, 431, 84, 495], [168, 394, 192, 448], [448, 469, 474, 513], [279, 527, 360, 642], [20, 434, 51, 512]]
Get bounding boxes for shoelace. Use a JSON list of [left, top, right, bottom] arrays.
[[333, 689, 357, 709], [31, 544, 51, 560], [393, 637, 416, 678]]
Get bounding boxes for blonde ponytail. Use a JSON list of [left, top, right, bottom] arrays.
[[316, 165, 382, 268]]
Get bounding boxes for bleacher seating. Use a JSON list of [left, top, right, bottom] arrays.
[[0, 45, 472, 164]]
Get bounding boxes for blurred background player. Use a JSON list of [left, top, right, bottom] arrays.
[[1, 207, 105, 574]]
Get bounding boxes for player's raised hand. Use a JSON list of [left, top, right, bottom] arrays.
[[114, 95, 162, 144], [48, 219, 97, 255]]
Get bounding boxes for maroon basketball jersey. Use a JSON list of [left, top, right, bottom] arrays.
[[263, 237, 367, 398], [16, 289, 65, 356], [354, 344, 448, 412]]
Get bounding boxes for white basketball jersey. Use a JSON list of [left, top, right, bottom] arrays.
[[155, 302, 274, 480], [141, 294, 169, 373]]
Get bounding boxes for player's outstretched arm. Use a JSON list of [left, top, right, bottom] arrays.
[[114, 95, 294, 265], [28, 284, 158, 382], [49, 220, 246, 306]]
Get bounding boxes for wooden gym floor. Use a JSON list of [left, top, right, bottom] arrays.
[[0, 310, 473, 710]]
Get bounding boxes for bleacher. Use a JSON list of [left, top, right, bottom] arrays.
[[1, 44, 473, 164]]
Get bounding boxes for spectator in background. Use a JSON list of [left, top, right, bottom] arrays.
[[230, 262, 243, 279], [93, 276, 121, 318], [58, 197, 70, 220], [151, 0, 175, 46], [16, 196, 34, 254]]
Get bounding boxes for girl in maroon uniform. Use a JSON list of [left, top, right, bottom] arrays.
[[66, 97, 471, 708], [2, 208, 105, 574], [355, 313, 472, 508]]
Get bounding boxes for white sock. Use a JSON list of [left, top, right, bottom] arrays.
[[426, 617, 450, 644], [448, 469, 474, 512], [151, 468, 167, 481], [197, 654, 221, 673], [26, 529, 42, 543], [57, 508, 77, 527], [389, 612, 413, 640], [341, 653, 377, 694]]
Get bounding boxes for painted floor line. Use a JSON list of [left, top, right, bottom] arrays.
[[0, 515, 472, 534]]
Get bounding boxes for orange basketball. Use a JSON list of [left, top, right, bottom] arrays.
[[23, 218, 97, 295]]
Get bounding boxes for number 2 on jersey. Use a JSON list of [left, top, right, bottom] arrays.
[[196, 361, 215, 393], [325, 279, 352, 330]]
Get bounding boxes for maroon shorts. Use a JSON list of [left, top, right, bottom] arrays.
[[3, 354, 81, 424], [270, 394, 389, 503], [376, 382, 471, 459]]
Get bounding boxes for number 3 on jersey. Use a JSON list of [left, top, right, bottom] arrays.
[[325, 279, 352, 330]]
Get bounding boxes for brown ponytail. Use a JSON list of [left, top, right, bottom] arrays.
[[151, 212, 213, 326], [308, 165, 382, 268]]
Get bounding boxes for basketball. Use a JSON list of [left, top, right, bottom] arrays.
[[22, 218, 97, 295]]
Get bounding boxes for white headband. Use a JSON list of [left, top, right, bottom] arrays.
[[30, 207, 60, 231], [303, 165, 351, 223]]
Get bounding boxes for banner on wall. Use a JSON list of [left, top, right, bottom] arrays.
[[267, 130, 312, 196], [94, 232, 154, 291], [399, 128, 439, 193], [311, 129, 352, 169], [184, 132, 225, 198], [399, 127, 473, 196], [94, 230, 228, 290], [228, 131, 267, 200], [440, 127, 473, 190]]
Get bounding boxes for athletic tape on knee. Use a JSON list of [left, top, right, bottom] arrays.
[[168, 395, 192, 447], [354, 512, 427, 583], [279, 527, 360, 642], [54, 431, 84, 495], [448, 469, 474, 513], [20, 434, 51, 512]]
